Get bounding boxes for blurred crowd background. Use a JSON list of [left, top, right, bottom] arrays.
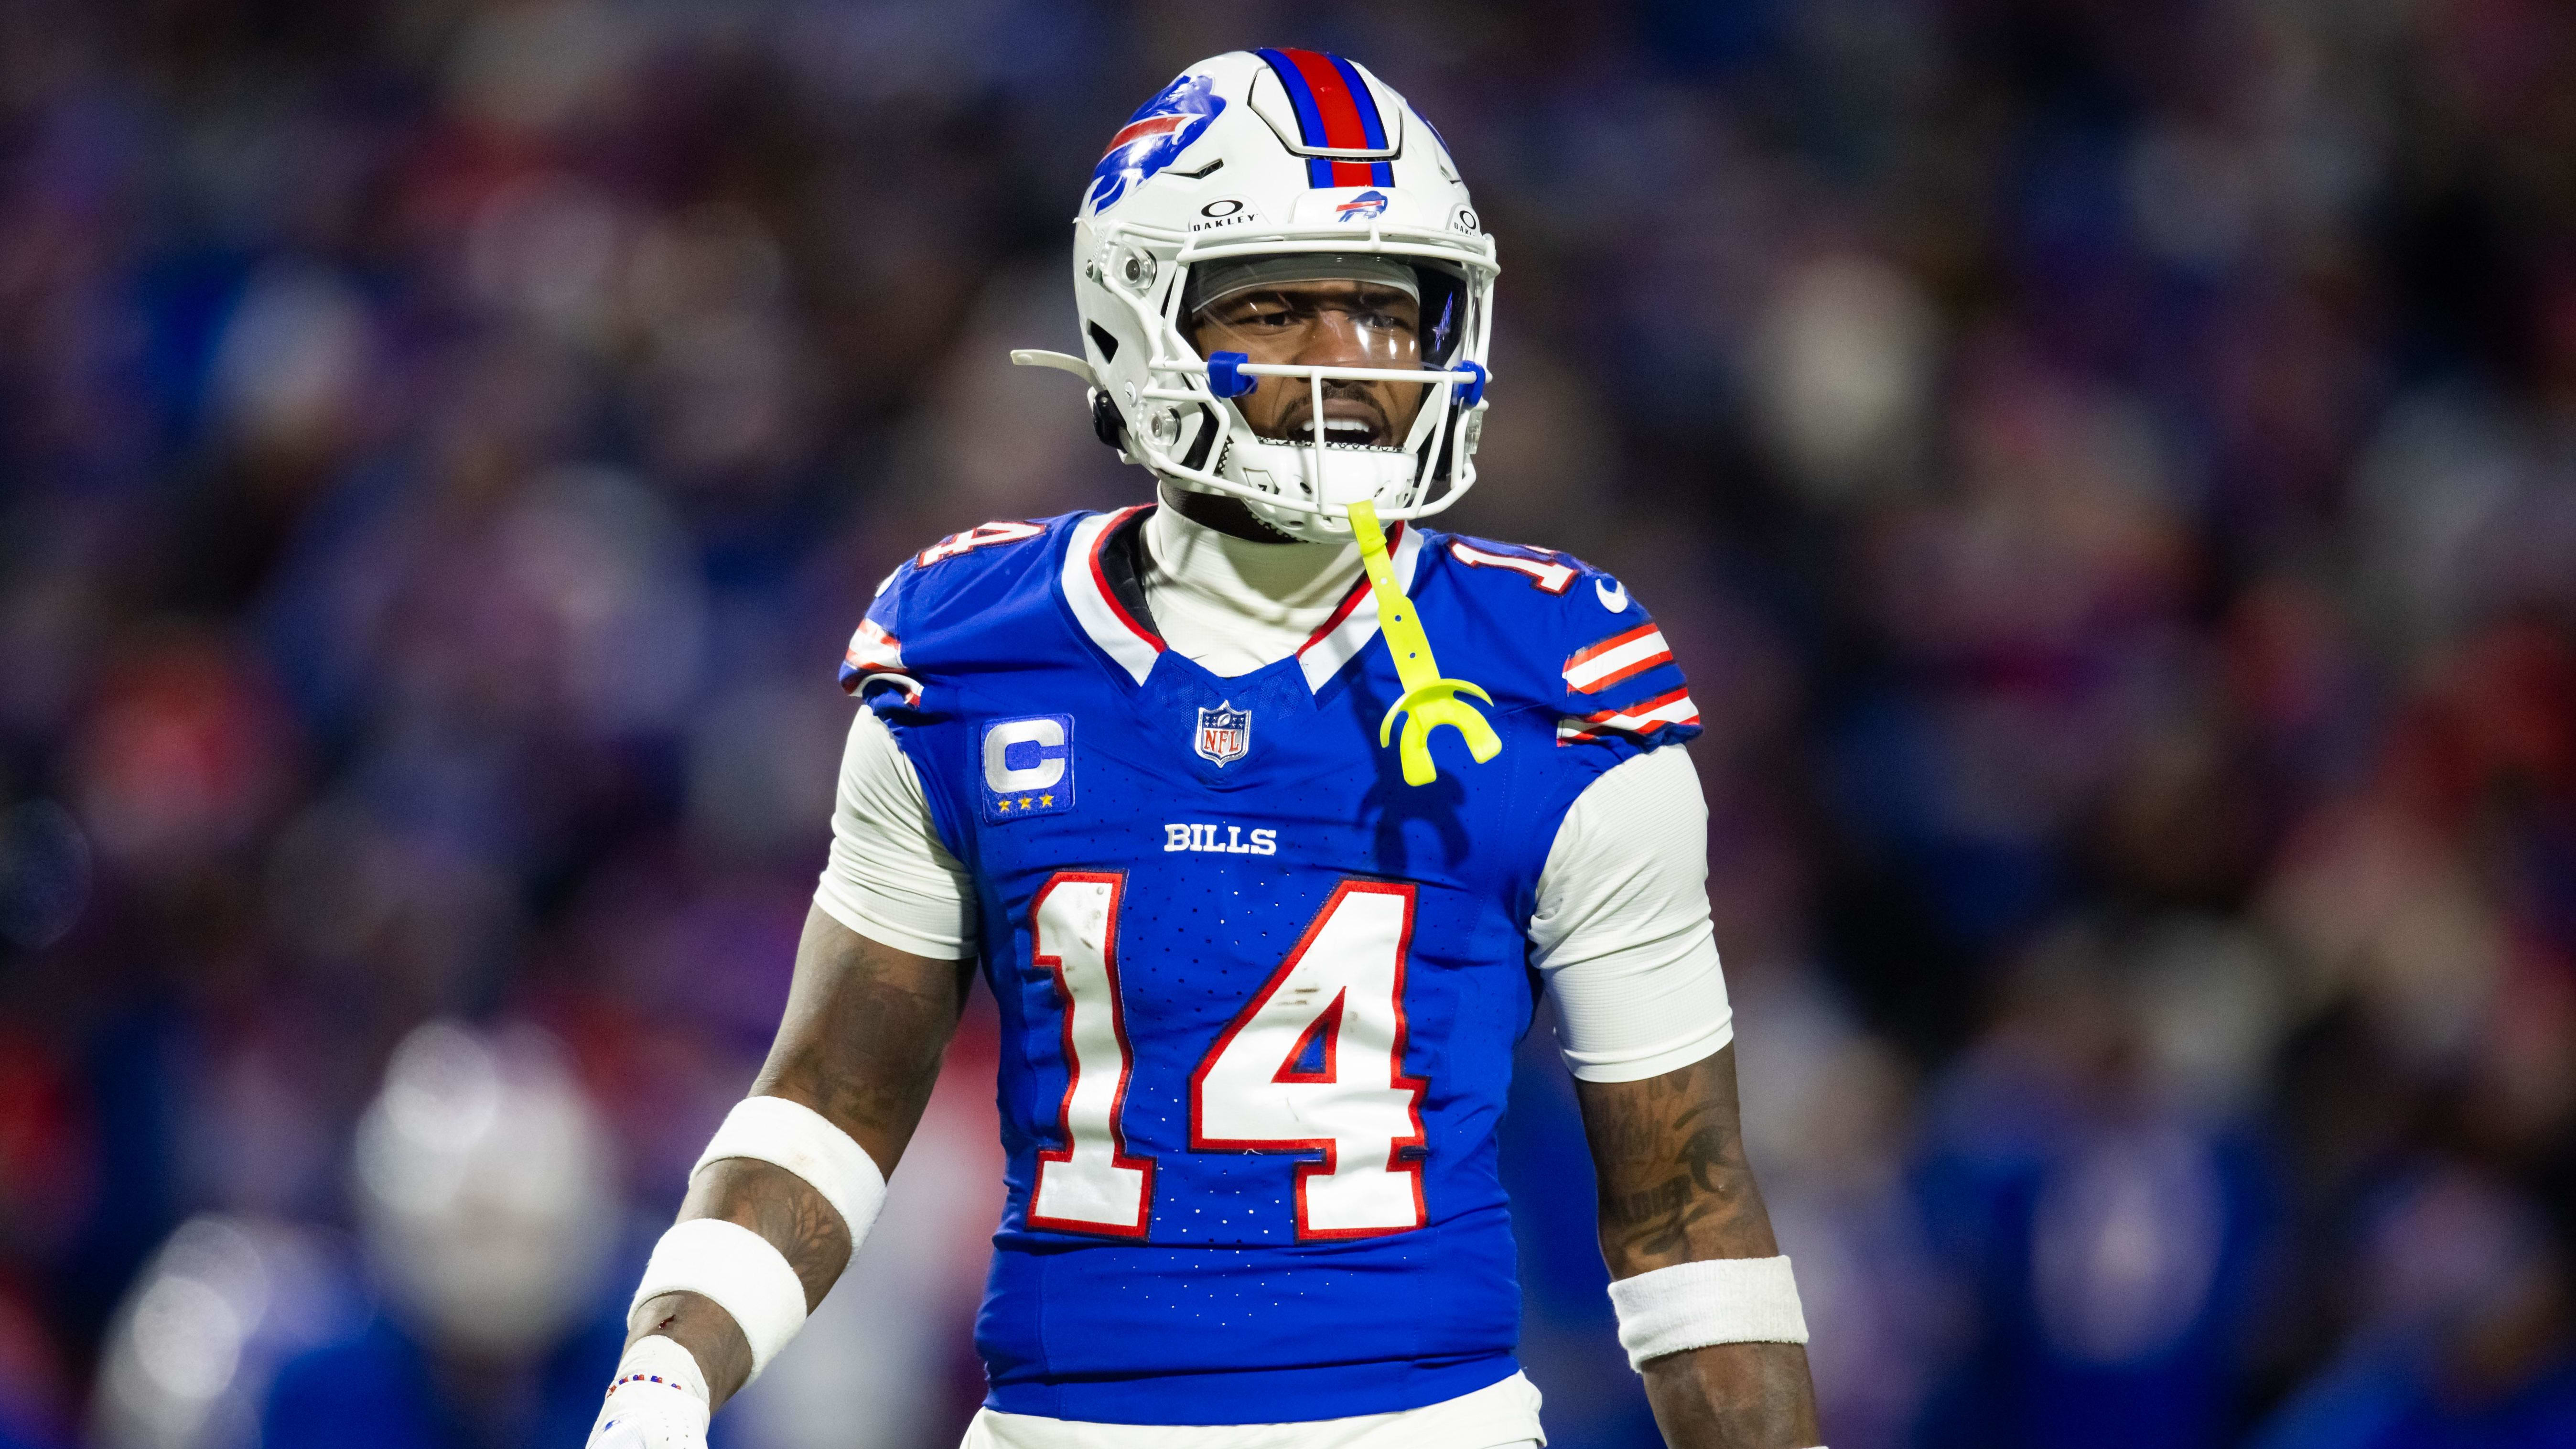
[[3, 0, 2574, 1446]]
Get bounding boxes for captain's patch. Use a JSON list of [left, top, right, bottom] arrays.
[[982, 714, 1075, 823]]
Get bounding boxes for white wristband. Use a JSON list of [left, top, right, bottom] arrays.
[[630, 1218, 809, 1381], [1607, 1255, 1809, 1370], [692, 1095, 888, 1244]]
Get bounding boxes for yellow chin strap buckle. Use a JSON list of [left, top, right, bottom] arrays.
[[1346, 500, 1502, 787]]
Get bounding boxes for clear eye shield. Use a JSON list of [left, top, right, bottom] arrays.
[[1184, 254, 1466, 372]]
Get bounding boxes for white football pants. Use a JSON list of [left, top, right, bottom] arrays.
[[959, 1370, 1544, 1449]]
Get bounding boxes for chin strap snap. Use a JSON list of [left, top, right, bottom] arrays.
[[1346, 500, 1502, 787]]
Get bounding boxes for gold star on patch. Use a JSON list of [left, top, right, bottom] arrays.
[[1019, 796, 1034, 809], [1039, 794, 1054, 807], [996, 798, 1011, 811]]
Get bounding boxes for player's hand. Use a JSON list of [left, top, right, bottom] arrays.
[[587, 1374, 711, 1449]]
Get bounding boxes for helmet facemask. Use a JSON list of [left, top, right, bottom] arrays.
[[1083, 225, 1495, 543]]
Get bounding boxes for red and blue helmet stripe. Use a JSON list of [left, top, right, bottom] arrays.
[[1253, 48, 1397, 189]]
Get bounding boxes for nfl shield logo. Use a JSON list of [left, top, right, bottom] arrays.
[[1195, 703, 1252, 767]]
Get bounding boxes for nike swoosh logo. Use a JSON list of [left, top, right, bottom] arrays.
[[1595, 577, 1629, 612]]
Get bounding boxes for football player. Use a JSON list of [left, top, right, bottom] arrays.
[[592, 49, 1824, 1449]]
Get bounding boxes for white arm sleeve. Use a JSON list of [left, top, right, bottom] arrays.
[[812, 705, 977, 960], [1530, 746, 1735, 1082]]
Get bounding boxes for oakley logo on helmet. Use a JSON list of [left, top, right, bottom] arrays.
[[1191, 197, 1262, 234], [1335, 189, 1391, 222], [1088, 74, 1226, 214]]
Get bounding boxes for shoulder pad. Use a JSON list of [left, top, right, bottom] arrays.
[[838, 513, 1081, 710], [1425, 530, 1701, 754]]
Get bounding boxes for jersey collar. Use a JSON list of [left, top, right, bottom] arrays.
[[1061, 505, 1164, 684], [1059, 504, 1422, 693], [1293, 520, 1420, 692]]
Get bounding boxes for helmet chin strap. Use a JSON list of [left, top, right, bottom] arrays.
[[1156, 478, 1301, 543], [1345, 499, 1501, 787]]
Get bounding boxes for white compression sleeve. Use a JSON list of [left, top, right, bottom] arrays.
[[813, 705, 977, 959], [1530, 746, 1735, 1081]]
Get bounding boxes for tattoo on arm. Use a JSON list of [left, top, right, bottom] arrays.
[[1575, 1045, 1819, 1447], [1578, 1048, 1777, 1276], [627, 905, 971, 1409]]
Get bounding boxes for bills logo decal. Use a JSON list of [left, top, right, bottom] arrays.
[[1088, 74, 1226, 214], [1335, 188, 1391, 222]]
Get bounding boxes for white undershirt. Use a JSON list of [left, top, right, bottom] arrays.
[[1136, 499, 1366, 676], [811, 498, 1733, 1086]]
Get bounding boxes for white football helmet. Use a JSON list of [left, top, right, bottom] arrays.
[[1013, 49, 1498, 542]]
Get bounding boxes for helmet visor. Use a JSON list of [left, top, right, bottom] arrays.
[[1186, 254, 1425, 373], [1184, 253, 1469, 369]]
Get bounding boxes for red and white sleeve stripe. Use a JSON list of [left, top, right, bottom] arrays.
[[842, 618, 904, 677], [1563, 623, 1673, 695], [840, 619, 921, 703], [1557, 685, 1701, 744]]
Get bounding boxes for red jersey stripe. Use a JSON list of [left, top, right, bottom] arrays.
[[1564, 622, 1662, 671]]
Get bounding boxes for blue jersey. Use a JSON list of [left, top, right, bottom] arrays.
[[842, 506, 1701, 1424]]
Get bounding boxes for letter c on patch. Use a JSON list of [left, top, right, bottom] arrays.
[[983, 717, 1068, 794]]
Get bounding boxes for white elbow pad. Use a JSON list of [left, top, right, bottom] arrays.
[[1607, 1255, 1809, 1370], [691, 1094, 889, 1245]]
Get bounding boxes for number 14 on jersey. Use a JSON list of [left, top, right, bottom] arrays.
[[1026, 874, 1430, 1240]]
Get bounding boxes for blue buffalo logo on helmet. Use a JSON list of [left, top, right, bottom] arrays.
[[1334, 188, 1391, 222], [1087, 73, 1226, 214]]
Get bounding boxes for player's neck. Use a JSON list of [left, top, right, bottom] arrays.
[[1146, 485, 1360, 615]]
